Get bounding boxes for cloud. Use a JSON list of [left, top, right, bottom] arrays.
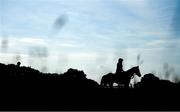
[[146, 39, 167, 47], [59, 43, 80, 48], [68, 52, 98, 61], [119, 0, 150, 18], [6, 36, 47, 49], [146, 38, 180, 50], [171, 0, 180, 37], [19, 38, 46, 45], [0, 52, 29, 64]]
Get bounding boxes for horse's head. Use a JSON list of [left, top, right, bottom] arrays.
[[133, 66, 141, 77]]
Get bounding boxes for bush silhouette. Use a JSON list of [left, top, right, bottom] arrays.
[[62, 68, 87, 80], [134, 73, 178, 90], [0, 63, 100, 89]]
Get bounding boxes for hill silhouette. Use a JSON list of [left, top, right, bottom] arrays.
[[0, 62, 180, 110]]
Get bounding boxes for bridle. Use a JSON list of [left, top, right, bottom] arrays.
[[131, 75, 134, 79]]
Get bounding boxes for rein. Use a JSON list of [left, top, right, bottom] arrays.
[[131, 75, 134, 79], [127, 69, 135, 79]]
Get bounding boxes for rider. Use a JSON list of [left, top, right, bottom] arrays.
[[115, 58, 124, 75]]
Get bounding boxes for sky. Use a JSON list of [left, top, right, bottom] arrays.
[[0, 0, 180, 83]]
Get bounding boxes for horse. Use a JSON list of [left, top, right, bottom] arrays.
[[100, 66, 141, 88]]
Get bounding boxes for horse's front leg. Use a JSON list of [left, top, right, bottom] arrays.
[[124, 82, 129, 89]]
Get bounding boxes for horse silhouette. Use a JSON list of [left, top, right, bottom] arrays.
[[100, 66, 141, 88]]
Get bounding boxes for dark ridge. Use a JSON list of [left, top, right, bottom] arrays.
[[0, 62, 180, 110]]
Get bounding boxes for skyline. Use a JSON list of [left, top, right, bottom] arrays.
[[0, 0, 180, 83]]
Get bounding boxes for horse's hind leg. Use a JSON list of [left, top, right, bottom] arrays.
[[105, 83, 108, 88], [124, 83, 129, 89]]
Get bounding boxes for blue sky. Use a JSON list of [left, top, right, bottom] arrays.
[[0, 0, 180, 83]]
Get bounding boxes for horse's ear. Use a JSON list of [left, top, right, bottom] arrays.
[[136, 66, 139, 68]]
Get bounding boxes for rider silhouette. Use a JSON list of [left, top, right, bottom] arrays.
[[115, 58, 124, 75]]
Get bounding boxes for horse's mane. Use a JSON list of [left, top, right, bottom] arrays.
[[126, 66, 135, 72], [125, 66, 138, 76]]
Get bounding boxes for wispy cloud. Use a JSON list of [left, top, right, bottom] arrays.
[[19, 38, 46, 45], [59, 42, 82, 48]]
